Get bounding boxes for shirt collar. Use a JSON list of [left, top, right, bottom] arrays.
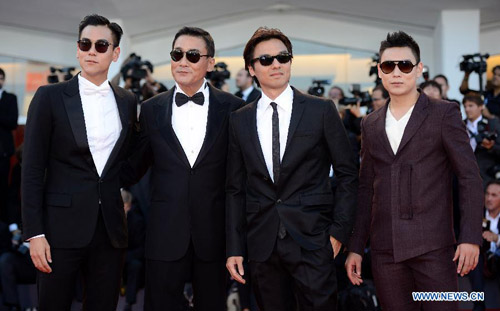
[[486, 210, 500, 222], [241, 85, 254, 99], [0, 88, 3, 99], [467, 115, 483, 128], [258, 84, 293, 112], [78, 73, 111, 90], [174, 79, 209, 98]]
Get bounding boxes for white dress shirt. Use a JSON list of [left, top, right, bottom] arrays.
[[241, 86, 255, 102], [256, 85, 293, 181], [172, 80, 210, 167], [78, 74, 122, 176], [0, 88, 4, 99], [466, 115, 483, 152], [385, 104, 415, 155], [486, 210, 500, 253]]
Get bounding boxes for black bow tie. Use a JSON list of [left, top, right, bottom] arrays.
[[175, 92, 204, 107]]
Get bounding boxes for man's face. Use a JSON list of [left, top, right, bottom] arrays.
[[328, 88, 343, 100], [171, 35, 214, 93], [77, 25, 120, 81], [485, 184, 500, 213], [434, 77, 449, 96], [235, 69, 251, 89], [492, 68, 500, 88], [464, 100, 483, 121], [371, 89, 387, 111], [378, 47, 422, 97], [422, 85, 442, 100], [248, 38, 291, 93]]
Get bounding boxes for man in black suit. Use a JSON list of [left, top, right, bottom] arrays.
[[226, 27, 358, 311], [22, 15, 137, 310], [235, 68, 260, 104], [124, 26, 244, 311], [0, 68, 18, 223]]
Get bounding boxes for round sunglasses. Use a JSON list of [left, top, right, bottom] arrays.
[[77, 39, 115, 53], [380, 60, 417, 74], [170, 49, 210, 63], [251, 52, 292, 66]]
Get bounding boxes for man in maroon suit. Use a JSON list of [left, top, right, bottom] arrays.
[[345, 31, 483, 311]]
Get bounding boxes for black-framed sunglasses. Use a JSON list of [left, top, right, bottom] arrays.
[[380, 60, 417, 74], [251, 52, 292, 66], [170, 49, 210, 63], [77, 39, 116, 53]]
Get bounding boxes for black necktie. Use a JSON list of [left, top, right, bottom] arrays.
[[175, 92, 204, 107], [270, 102, 280, 183]]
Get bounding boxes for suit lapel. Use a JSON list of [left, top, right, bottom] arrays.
[[395, 93, 429, 156], [374, 103, 396, 158], [63, 76, 98, 175], [282, 88, 306, 162], [156, 88, 191, 168], [245, 101, 271, 180], [101, 83, 130, 177], [193, 85, 228, 168]]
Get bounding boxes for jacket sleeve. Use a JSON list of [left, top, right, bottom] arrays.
[[0, 93, 18, 130]]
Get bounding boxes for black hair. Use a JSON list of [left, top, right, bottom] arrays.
[[462, 94, 484, 106], [79, 14, 123, 47], [380, 31, 420, 64], [172, 27, 215, 57], [373, 84, 389, 99], [0, 68, 4, 79], [434, 74, 448, 86], [420, 80, 442, 95]]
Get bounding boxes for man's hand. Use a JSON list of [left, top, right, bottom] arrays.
[[483, 231, 499, 243], [29, 237, 52, 273], [345, 252, 363, 285], [226, 256, 245, 284], [481, 138, 495, 150], [453, 243, 479, 277], [330, 236, 342, 259]]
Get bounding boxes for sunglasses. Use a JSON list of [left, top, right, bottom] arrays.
[[380, 60, 418, 74], [170, 49, 210, 63], [251, 52, 292, 66], [77, 39, 115, 53]]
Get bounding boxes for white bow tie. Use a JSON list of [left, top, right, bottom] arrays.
[[83, 84, 111, 97]]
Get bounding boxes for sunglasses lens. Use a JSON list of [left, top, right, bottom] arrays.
[[186, 51, 201, 63], [380, 61, 396, 74], [276, 54, 291, 64], [78, 40, 91, 52], [95, 41, 109, 53], [170, 50, 183, 62], [258, 56, 274, 66], [398, 61, 415, 73]]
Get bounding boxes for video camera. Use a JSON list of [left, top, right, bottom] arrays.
[[459, 53, 489, 74], [206, 62, 230, 89], [472, 122, 498, 145], [121, 53, 153, 100], [47, 67, 76, 84], [340, 84, 372, 106], [308, 79, 331, 97]]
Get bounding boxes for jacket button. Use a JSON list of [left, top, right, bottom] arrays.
[[277, 199, 282, 204]]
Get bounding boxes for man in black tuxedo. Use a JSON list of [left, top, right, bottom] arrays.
[[226, 27, 358, 311], [0, 68, 18, 223], [22, 15, 137, 310], [235, 68, 260, 104], [124, 27, 244, 310]]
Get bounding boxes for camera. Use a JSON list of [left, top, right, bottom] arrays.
[[47, 67, 75, 84], [308, 79, 331, 97], [369, 53, 381, 86], [473, 121, 498, 145], [121, 53, 153, 99], [339, 84, 372, 106], [459, 53, 489, 74], [206, 62, 230, 89]]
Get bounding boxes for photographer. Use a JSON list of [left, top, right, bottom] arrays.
[[420, 80, 442, 100], [370, 84, 389, 112], [434, 74, 460, 105], [464, 95, 500, 187], [121, 54, 167, 102], [234, 68, 260, 103], [206, 62, 230, 91]]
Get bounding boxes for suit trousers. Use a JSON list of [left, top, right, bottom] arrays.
[[37, 210, 125, 311], [144, 241, 227, 311], [371, 246, 458, 311], [249, 234, 337, 311]]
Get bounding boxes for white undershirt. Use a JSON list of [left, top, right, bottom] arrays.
[[385, 104, 415, 155], [241, 85, 255, 102], [486, 210, 500, 253], [466, 115, 483, 152], [171, 80, 210, 167], [256, 85, 293, 181]]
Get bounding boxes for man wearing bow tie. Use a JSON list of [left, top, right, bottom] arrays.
[[123, 26, 244, 310], [22, 15, 137, 310]]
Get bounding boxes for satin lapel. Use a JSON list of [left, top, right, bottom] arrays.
[[193, 86, 228, 168], [282, 87, 306, 163], [246, 101, 271, 180], [63, 76, 98, 176], [396, 94, 429, 156], [374, 103, 396, 158], [156, 89, 191, 168], [101, 84, 130, 177]]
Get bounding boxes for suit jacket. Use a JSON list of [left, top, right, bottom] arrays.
[[235, 87, 261, 104], [0, 90, 18, 158], [125, 84, 244, 262], [226, 87, 358, 262], [21, 76, 138, 248], [349, 93, 484, 263]]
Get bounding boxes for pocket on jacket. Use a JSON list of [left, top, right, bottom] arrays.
[[246, 202, 260, 213], [399, 164, 413, 219], [45, 193, 72, 207]]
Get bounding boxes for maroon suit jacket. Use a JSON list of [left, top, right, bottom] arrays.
[[349, 92, 484, 262]]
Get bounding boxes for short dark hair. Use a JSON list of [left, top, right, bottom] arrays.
[[0, 68, 4, 79], [486, 179, 500, 190], [493, 65, 500, 74], [380, 31, 420, 64], [373, 84, 389, 99], [420, 80, 442, 95], [243, 27, 293, 87], [462, 94, 483, 106], [434, 74, 448, 86], [329, 86, 345, 99], [172, 27, 215, 57], [78, 14, 123, 46]]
